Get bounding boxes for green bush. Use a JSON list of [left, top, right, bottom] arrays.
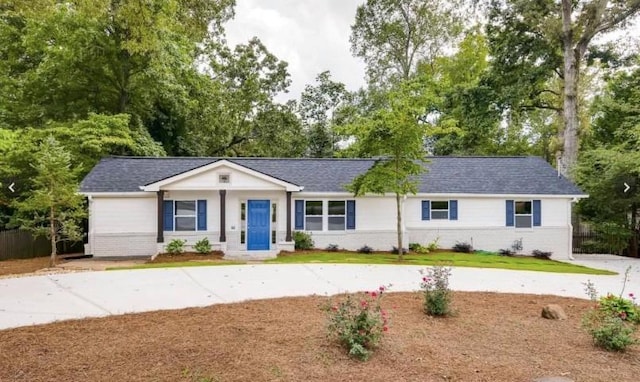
[[166, 239, 186, 255], [420, 266, 453, 316], [452, 241, 473, 253], [426, 237, 440, 252], [409, 242, 428, 254], [293, 231, 314, 250], [358, 245, 373, 254], [583, 310, 637, 351], [194, 238, 212, 254], [325, 285, 391, 361]]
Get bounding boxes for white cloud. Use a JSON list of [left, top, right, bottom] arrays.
[[224, 0, 367, 103]]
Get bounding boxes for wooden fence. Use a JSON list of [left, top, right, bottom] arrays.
[[0, 229, 51, 260]]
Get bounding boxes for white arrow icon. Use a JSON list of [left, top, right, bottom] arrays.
[[8, 182, 14, 193], [624, 182, 630, 193]]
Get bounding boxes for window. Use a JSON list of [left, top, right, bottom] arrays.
[[218, 174, 230, 184], [328, 201, 346, 230], [305, 201, 323, 231], [240, 202, 246, 244], [515, 201, 532, 228], [430, 201, 449, 220], [163, 200, 206, 232]]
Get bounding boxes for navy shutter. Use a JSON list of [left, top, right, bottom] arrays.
[[506, 200, 514, 227], [422, 200, 430, 221], [163, 200, 174, 231], [294, 200, 304, 230], [197, 200, 207, 230], [532, 200, 541, 227], [346, 200, 356, 230], [449, 200, 458, 220]]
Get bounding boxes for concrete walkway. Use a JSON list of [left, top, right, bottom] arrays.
[[1, 255, 639, 330]]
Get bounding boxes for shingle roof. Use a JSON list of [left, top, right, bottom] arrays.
[[79, 156, 585, 196]]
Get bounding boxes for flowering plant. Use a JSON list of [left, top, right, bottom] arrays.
[[420, 266, 452, 316], [582, 277, 639, 352], [325, 285, 391, 361]]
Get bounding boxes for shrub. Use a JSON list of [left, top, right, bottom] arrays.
[[420, 266, 453, 317], [166, 239, 186, 255], [452, 241, 473, 253], [426, 237, 440, 252], [582, 279, 639, 352], [531, 249, 552, 259], [326, 244, 339, 252], [194, 238, 212, 254], [357, 245, 373, 254], [391, 246, 408, 254], [293, 231, 314, 250], [325, 285, 391, 361], [409, 242, 428, 254], [499, 248, 515, 257]]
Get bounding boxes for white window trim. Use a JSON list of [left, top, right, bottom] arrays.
[[514, 200, 533, 228], [430, 200, 449, 220], [328, 200, 346, 231], [174, 200, 198, 232]]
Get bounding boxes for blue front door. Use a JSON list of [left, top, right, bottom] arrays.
[[247, 200, 270, 250]]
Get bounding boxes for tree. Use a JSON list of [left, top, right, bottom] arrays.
[[485, 0, 640, 177], [298, 71, 351, 157], [11, 136, 85, 267], [345, 80, 432, 260], [350, 0, 463, 86]]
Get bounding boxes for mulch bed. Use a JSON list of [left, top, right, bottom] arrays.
[[1, 292, 639, 381], [149, 252, 226, 263], [0, 257, 51, 277]]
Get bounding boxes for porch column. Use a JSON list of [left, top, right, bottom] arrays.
[[156, 191, 164, 243], [219, 190, 226, 242], [286, 191, 292, 242]]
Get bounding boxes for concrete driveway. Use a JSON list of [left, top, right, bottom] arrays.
[[1, 255, 639, 331]]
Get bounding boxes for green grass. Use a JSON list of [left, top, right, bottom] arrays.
[[265, 251, 616, 275], [106, 260, 244, 271]]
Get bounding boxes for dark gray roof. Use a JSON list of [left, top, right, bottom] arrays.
[[80, 156, 585, 195]]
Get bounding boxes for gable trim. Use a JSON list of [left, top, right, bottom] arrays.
[[141, 159, 303, 192]]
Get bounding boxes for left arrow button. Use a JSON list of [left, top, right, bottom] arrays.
[[8, 182, 15, 192]]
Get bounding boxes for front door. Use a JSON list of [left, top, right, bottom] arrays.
[[247, 200, 270, 250]]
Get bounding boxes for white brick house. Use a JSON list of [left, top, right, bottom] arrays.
[[79, 156, 587, 259]]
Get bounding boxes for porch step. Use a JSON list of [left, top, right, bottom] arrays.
[[224, 250, 279, 260]]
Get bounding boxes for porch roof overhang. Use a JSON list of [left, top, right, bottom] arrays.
[[140, 159, 303, 192]]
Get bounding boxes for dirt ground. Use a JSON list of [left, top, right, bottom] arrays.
[[1, 292, 638, 382], [0, 256, 52, 277]]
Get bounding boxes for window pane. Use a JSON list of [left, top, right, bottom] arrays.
[[175, 217, 196, 231], [515, 201, 531, 215], [328, 201, 345, 215], [306, 201, 323, 215], [305, 216, 322, 231], [175, 201, 196, 216], [328, 216, 345, 230], [241, 202, 246, 221], [240, 230, 246, 244], [272, 230, 277, 244], [515, 215, 532, 228], [272, 203, 277, 223], [431, 210, 449, 220], [431, 201, 449, 210]]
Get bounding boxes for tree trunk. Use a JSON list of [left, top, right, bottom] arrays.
[[49, 207, 56, 267], [396, 193, 403, 261], [559, 0, 580, 179]]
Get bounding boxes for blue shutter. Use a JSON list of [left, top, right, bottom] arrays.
[[506, 200, 514, 227], [294, 200, 304, 230], [422, 200, 430, 221], [197, 200, 207, 230], [346, 200, 356, 230], [163, 200, 174, 231], [533, 199, 541, 227], [449, 200, 458, 220]]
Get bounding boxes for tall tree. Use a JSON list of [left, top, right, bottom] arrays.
[[298, 71, 350, 157], [486, 0, 640, 177], [11, 136, 85, 266], [345, 79, 434, 260], [350, 0, 463, 86]]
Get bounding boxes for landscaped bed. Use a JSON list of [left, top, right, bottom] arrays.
[[267, 251, 616, 275], [0, 292, 638, 381]]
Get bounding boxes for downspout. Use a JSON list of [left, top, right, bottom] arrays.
[[568, 197, 577, 260]]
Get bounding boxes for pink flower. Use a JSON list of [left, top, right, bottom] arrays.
[[370, 291, 378, 298], [379, 286, 386, 292], [331, 306, 338, 312], [383, 326, 388, 332], [620, 312, 628, 320], [360, 300, 368, 308], [629, 293, 635, 298]]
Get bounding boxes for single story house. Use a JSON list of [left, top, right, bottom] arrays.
[[79, 156, 587, 259]]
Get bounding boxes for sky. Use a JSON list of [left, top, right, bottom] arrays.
[[224, 0, 367, 103]]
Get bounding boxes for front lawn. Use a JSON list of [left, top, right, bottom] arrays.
[[266, 251, 615, 275]]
